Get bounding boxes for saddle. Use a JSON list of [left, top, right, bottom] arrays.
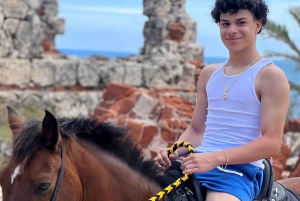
[[163, 159, 300, 201]]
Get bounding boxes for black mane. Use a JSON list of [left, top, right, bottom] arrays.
[[13, 118, 160, 181]]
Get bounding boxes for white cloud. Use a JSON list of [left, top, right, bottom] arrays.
[[61, 5, 142, 15]]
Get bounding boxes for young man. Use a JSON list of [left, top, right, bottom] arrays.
[[155, 0, 290, 200]]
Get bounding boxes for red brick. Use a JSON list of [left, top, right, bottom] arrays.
[[117, 116, 127, 126], [140, 126, 159, 148], [179, 122, 189, 131], [103, 83, 136, 101], [177, 110, 193, 119], [108, 102, 120, 111], [55, 86, 65, 92], [100, 101, 114, 109], [169, 120, 180, 129], [169, 96, 183, 105], [149, 104, 161, 120], [128, 111, 137, 119], [180, 104, 194, 113], [70, 86, 86, 91], [161, 129, 177, 142], [284, 118, 300, 133], [95, 112, 115, 122], [126, 120, 144, 143], [148, 89, 159, 98], [93, 107, 109, 117], [189, 60, 201, 68], [160, 107, 174, 119], [92, 84, 197, 154], [169, 22, 185, 42], [119, 98, 135, 114]]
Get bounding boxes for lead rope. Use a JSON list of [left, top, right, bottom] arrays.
[[148, 141, 195, 201]]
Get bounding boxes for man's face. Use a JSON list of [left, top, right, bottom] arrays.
[[219, 9, 262, 53]]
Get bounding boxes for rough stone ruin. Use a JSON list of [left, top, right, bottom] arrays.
[[0, 0, 203, 118], [142, 0, 201, 62], [0, 0, 64, 58], [141, 0, 204, 88]]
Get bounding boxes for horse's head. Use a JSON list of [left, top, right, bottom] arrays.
[[0, 107, 74, 201]]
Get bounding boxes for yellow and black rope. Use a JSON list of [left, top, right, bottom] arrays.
[[148, 141, 195, 201]]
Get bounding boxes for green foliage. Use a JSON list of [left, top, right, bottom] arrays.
[[290, 7, 300, 28], [263, 11, 300, 70]]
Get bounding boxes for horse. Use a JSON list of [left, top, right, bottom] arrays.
[[0, 106, 300, 201], [0, 107, 168, 201]]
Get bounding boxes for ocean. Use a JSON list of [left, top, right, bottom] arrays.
[[58, 49, 300, 85]]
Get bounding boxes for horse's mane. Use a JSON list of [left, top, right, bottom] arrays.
[[12, 118, 161, 181]]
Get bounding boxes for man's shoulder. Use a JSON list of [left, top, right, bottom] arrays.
[[258, 63, 288, 80], [257, 63, 289, 90], [197, 63, 223, 88]]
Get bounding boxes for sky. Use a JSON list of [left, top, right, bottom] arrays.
[[56, 0, 300, 58]]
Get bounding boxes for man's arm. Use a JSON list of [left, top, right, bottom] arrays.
[[156, 64, 220, 168], [176, 64, 220, 157]]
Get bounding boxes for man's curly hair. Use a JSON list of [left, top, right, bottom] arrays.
[[211, 0, 269, 34]]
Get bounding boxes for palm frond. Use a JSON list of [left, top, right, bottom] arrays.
[[289, 7, 300, 28], [264, 51, 300, 71], [263, 20, 300, 56], [290, 81, 300, 93], [264, 51, 300, 63]]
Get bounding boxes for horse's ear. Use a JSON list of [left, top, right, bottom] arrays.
[[41, 110, 61, 150], [7, 106, 22, 138]]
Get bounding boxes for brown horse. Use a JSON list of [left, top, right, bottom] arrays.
[[0, 107, 167, 201], [0, 107, 300, 201]]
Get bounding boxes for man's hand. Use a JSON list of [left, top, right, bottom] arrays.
[[155, 148, 179, 168], [181, 152, 223, 174]]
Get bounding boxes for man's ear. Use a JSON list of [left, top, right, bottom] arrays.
[[256, 20, 263, 34]]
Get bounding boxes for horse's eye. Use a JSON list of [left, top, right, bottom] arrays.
[[34, 183, 51, 195]]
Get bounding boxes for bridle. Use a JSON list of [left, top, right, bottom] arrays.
[[50, 146, 65, 201]]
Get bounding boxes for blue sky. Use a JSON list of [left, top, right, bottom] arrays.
[[56, 0, 300, 58]]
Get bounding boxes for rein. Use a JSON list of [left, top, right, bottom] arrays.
[[50, 146, 65, 201], [149, 141, 195, 201]]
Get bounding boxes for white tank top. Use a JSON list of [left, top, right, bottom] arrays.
[[195, 58, 273, 168]]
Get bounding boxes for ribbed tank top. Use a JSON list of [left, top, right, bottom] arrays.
[[195, 58, 273, 168]]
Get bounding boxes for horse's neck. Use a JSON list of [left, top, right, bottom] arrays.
[[69, 140, 164, 201]]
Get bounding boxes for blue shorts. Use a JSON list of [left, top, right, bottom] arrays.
[[194, 163, 263, 201]]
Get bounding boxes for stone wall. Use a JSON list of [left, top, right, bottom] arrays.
[[142, 0, 202, 65], [141, 0, 204, 88], [0, 56, 200, 117], [93, 83, 196, 159]]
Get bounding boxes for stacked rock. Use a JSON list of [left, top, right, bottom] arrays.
[[0, 0, 64, 58], [142, 0, 204, 88]]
